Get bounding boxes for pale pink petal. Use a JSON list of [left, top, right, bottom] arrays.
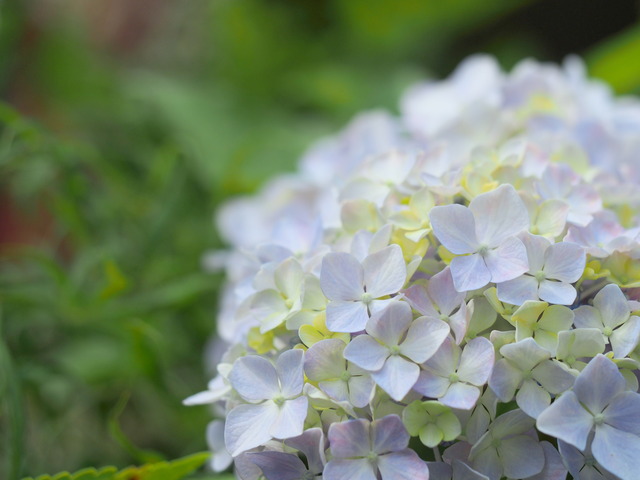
[[484, 236, 529, 283], [363, 245, 407, 298], [457, 337, 494, 385], [328, 419, 371, 458], [399, 317, 450, 363], [366, 301, 412, 347], [372, 414, 410, 453]]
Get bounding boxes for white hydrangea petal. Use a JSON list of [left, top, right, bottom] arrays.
[[399, 317, 450, 363], [457, 337, 494, 385], [270, 396, 308, 439], [324, 458, 377, 480], [484, 236, 529, 284], [450, 253, 492, 292], [603, 391, 640, 435], [470, 184, 529, 247], [520, 232, 551, 273], [536, 391, 593, 450], [274, 258, 305, 301], [538, 280, 577, 305], [535, 199, 569, 238], [229, 356, 280, 402], [362, 245, 407, 298], [305, 339, 347, 381], [366, 301, 412, 347], [609, 315, 640, 358], [496, 275, 539, 306], [574, 355, 625, 414], [573, 305, 603, 329], [441, 382, 480, 410], [377, 450, 430, 480], [326, 300, 369, 333], [321, 252, 365, 301], [428, 267, 466, 315], [497, 434, 545, 479], [277, 349, 305, 398], [225, 402, 280, 456], [430, 204, 479, 254], [593, 284, 630, 329], [372, 414, 410, 453], [592, 424, 640, 480], [542, 242, 585, 282], [516, 379, 550, 418], [348, 374, 376, 408], [371, 355, 420, 401], [344, 334, 390, 371]]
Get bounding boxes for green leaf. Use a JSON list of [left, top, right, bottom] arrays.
[[22, 466, 118, 480], [587, 25, 640, 94]]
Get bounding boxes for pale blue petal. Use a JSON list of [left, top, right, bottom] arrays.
[[248, 451, 307, 480], [230, 356, 279, 402], [324, 458, 377, 480], [536, 391, 593, 450], [470, 445, 502, 480], [225, 402, 279, 456], [592, 424, 640, 480], [377, 450, 429, 480], [344, 334, 390, 371], [610, 315, 640, 358], [319, 379, 350, 403], [593, 284, 630, 329], [528, 441, 567, 480], [457, 337, 494, 386], [470, 184, 529, 247], [320, 252, 364, 301], [328, 418, 370, 458], [372, 414, 410, 453], [430, 204, 478, 254], [366, 301, 412, 347], [497, 434, 545, 479], [543, 241, 585, 283], [496, 275, 539, 306], [400, 317, 450, 363], [270, 396, 308, 439], [452, 460, 489, 480], [441, 382, 480, 410], [574, 355, 625, 414], [516, 379, 550, 418], [531, 360, 575, 394], [573, 305, 603, 329], [450, 253, 491, 292], [538, 280, 577, 305], [424, 336, 460, 376], [326, 300, 369, 333], [348, 374, 376, 408], [488, 359, 522, 402], [304, 339, 346, 381], [277, 349, 305, 398], [491, 408, 535, 438], [428, 266, 466, 315], [413, 368, 450, 398], [603, 391, 640, 435], [448, 302, 470, 344], [371, 355, 420, 401], [363, 245, 407, 298], [484, 236, 529, 284]]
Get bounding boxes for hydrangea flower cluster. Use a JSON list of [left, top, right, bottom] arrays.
[[188, 56, 640, 480]]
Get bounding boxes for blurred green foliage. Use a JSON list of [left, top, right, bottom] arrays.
[[0, 0, 638, 478]]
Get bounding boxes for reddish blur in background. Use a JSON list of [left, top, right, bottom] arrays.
[[1, 0, 640, 477]]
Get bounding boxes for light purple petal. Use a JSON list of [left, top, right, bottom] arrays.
[[519, 232, 550, 273], [603, 391, 640, 435], [277, 349, 305, 398], [430, 204, 478, 254], [366, 301, 412, 347], [230, 356, 279, 402], [458, 337, 494, 385], [424, 336, 460, 376], [225, 402, 280, 456], [372, 414, 410, 454], [452, 460, 490, 480], [573, 305, 603, 329], [404, 284, 438, 317], [363, 245, 407, 298], [270, 396, 308, 439], [326, 300, 369, 333], [348, 374, 376, 408], [413, 369, 451, 398], [305, 339, 346, 381], [484, 236, 529, 284], [285, 427, 326, 473], [377, 450, 429, 480], [496, 275, 539, 306], [470, 184, 530, 247], [324, 458, 377, 480], [574, 355, 625, 414], [529, 441, 567, 480], [441, 382, 481, 410], [489, 359, 522, 402], [516, 379, 550, 418], [321, 252, 365, 301], [497, 434, 545, 479], [450, 253, 491, 292], [328, 418, 371, 458], [428, 267, 466, 315], [593, 284, 630, 329], [344, 334, 390, 371], [543, 241, 585, 282], [320, 379, 350, 404], [248, 451, 307, 480], [592, 424, 640, 480], [531, 360, 575, 394], [400, 317, 450, 363], [470, 445, 502, 480], [538, 280, 577, 305], [536, 391, 593, 450], [371, 355, 420, 401]]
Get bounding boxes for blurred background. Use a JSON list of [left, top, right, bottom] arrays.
[[1, 0, 640, 478]]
